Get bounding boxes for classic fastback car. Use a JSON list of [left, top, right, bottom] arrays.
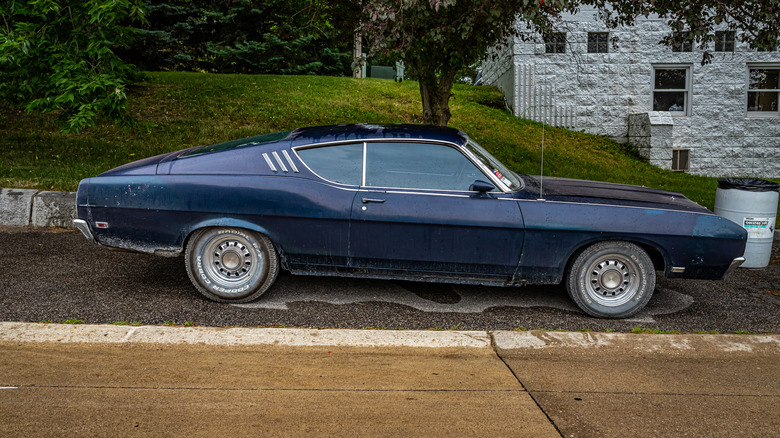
[[74, 124, 747, 318]]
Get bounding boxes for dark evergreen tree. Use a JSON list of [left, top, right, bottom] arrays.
[[122, 0, 354, 75]]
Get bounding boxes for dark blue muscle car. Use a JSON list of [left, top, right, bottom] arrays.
[[73, 124, 747, 318]]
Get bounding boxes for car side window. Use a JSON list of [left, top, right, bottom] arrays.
[[296, 143, 363, 186], [365, 142, 485, 191]]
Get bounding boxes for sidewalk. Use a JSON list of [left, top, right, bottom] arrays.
[[1, 323, 778, 437]]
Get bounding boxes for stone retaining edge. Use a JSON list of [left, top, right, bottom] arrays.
[[0, 188, 76, 228]]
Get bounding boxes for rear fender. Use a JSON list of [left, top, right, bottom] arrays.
[[183, 218, 288, 267]]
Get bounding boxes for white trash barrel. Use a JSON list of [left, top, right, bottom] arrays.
[[714, 178, 779, 268]]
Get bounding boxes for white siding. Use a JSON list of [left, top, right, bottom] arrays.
[[483, 8, 780, 178]]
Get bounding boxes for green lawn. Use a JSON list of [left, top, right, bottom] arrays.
[[1, 71, 777, 218]]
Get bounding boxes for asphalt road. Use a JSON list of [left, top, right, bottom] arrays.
[[1, 227, 778, 332]]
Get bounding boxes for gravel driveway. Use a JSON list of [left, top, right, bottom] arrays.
[[1, 227, 778, 332]]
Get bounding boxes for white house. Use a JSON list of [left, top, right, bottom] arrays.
[[481, 7, 780, 178]]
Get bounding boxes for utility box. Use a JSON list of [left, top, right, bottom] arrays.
[[370, 66, 395, 79]]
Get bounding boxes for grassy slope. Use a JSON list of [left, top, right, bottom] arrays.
[[1, 72, 777, 217]]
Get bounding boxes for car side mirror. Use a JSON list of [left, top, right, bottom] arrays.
[[469, 180, 495, 194]]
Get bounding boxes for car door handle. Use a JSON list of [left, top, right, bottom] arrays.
[[361, 198, 386, 204]]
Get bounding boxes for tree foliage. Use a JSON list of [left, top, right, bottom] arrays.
[[592, 0, 780, 64], [0, 0, 147, 133], [356, 0, 561, 125], [122, 0, 356, 76], [355, 0, 780, 126]]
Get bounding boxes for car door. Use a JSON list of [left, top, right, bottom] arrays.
[[349, 141, 524, 280], [285, 143, 362, 269]]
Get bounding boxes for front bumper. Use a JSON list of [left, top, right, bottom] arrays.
[[720, 256, 745, 280], [73, 219, 96, 245]]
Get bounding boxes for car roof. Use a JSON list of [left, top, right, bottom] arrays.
[[288, 124, 469, 147], [179, 124, 470, 159]]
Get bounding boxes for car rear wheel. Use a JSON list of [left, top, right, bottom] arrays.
[[566, 241, 655, 318], [185, 227, 279, 303]]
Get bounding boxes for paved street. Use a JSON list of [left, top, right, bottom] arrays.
[[1, 227, 778, 332], [1, 325, 778, 437]]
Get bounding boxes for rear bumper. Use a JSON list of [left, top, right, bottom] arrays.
[[73, 219, 96, 245], [720, 256, 745, 280]]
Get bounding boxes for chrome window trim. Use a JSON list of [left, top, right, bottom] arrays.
[[361, 142, 367, 186], [384, 190, 470, 198], [292, 139, 511, 194], [461, 140, 522, 191]]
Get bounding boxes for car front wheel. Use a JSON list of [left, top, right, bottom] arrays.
[[566, 241, 656, 318], [185, 227, 279, 303]]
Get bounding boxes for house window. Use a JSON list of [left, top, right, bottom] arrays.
[[671, 34, 693, 52], [588, 32, 609, 53], [672, 149, 690, 172], [545, 33, 566, 53], [747, 67, 779, 115], [715, 31, 735, 52], [653, 66, 691, 115]]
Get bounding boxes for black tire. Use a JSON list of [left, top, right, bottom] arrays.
[[185, 227, 279, 303], [565, 241, 656, 318]]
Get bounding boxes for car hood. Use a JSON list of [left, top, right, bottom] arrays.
[[526, 176, 710, 213]]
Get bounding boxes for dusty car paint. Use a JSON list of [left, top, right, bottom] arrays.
[[74, 124, 747, 315]]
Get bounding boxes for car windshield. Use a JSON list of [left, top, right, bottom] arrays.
[[464, 139, 524, 191]]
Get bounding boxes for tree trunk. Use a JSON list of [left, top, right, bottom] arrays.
[[419, 71, 456, 126]]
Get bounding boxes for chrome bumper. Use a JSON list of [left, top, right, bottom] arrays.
[[720, 256, 745, 280], [73, 219, 96, 245]]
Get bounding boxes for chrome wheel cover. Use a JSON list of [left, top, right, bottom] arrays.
[[585, 255, 640, 307], [202, 234, 264, 292]]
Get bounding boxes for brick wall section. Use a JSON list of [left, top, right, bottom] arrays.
[[482, 8, 780, 178]]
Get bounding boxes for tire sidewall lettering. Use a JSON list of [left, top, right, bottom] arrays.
[[578, 276, 592, 304], [569, 242, 655, 317], [196, 255, 211, 285], [196, 228, 265, 297]]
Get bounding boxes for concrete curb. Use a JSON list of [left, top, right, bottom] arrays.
[[0, 322, 492, 349], [493, 330, 780, 353], [0, 189, 76, 228], [1, 322, 778, 352]]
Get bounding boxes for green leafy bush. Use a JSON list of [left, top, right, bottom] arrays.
[[0, 0, 147, 132]]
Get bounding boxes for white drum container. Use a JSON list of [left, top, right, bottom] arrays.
[[714, 179, 779, 268]]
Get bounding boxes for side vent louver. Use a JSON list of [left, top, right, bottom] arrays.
[[263, 151, 300, 173], [262, 153, 277, 172], [272, 151, 288, 172], [282, 150, 299, 173]]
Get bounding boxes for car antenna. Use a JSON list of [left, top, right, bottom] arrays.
[[538, 119, 545, 201]]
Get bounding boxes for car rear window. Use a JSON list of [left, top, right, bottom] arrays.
[[296, 143, 363, 186]]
